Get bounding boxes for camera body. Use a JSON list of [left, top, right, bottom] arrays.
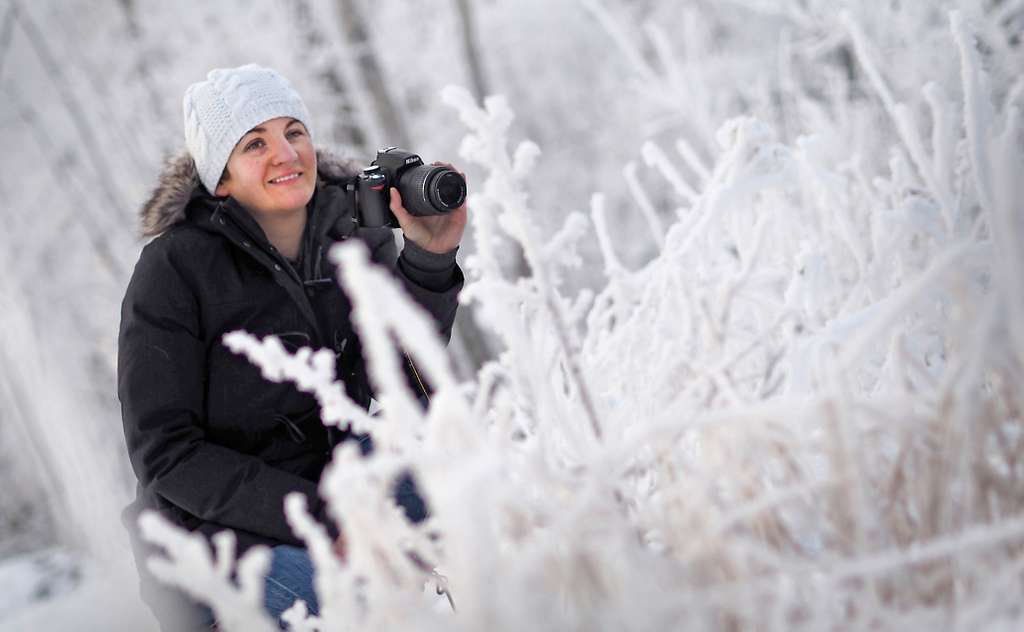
[[354, 147, 467, 228]]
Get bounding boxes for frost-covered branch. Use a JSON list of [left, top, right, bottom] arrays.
[[138, 512, 277, 631], [123, 5, 1024, 631]]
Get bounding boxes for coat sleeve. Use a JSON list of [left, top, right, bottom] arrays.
[[118, 239, 330, 546], [360, 228, 463, 344]]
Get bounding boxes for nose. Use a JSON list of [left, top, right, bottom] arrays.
[[269, 134, 299, 164]]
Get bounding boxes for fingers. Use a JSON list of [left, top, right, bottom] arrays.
[[389, 187, 422, 239], [431, 161, 467, 180]]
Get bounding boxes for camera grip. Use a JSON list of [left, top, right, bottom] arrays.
[[356, 167, 396, 228]]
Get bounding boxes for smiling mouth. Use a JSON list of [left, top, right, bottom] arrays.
[[269, 173, 302, 184]]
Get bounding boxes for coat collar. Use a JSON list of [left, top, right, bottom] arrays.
[[139, 150, 364, 340]]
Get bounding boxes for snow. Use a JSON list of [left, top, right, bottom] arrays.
[[0, 550, 156, 632], [0, 549, 79, 617], [3, 0, 1024, 629]]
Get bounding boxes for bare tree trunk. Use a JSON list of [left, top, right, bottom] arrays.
[[116, 0, 139, 37], [286, 0, 370, 154], [453, 0, 490, 103], [0, 4, 18, 76], [7, 2, 126, 279], [333, 0, 412, 149], [452, 2, 530, 286], [450, 258, 500, 374], [2, 85, 124, 280], [115, 0, 166, 117]]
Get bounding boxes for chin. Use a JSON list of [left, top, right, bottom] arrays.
[[268, 184, 314, 210]]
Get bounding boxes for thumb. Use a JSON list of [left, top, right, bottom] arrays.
[[389, 187, 420, 236], [390, 188, 411, 221]]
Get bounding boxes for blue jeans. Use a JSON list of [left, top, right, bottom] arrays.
[[196, 545, 318, 629], [263, 545, 319, 622]]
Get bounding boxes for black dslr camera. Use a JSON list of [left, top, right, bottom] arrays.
[[354, 147, 467, 228]]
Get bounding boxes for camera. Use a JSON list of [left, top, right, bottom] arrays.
[[354, 147, 467, 228]]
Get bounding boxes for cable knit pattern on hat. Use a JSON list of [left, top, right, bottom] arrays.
[[182, 64, 313, 194]]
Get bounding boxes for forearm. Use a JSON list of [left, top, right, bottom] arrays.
[[396, 240, 464, 343], [397, 239, 459, 292], [149, 438, 325, 546]]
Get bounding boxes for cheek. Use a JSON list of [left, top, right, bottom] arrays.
[[302, 153, 317, 186], [302, 147, 317, 170]]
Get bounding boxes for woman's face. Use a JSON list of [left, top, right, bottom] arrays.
[[215, 117, 316, 219]]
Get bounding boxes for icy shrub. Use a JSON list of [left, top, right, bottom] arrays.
[[142, 10, 1024, 631]]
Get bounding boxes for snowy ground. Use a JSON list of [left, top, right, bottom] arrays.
[[0, 550, 156, 632]]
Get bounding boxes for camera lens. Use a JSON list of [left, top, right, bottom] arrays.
[[431, 171, 466, 210], [397, 165, 467, 216]]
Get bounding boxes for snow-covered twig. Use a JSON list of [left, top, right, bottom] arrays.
[[138, 512, 277, 631]]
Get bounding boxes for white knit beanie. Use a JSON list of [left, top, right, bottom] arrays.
[[183, 64, 313, 194]]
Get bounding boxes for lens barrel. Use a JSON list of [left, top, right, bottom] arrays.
[[397, 165, 467, 217]]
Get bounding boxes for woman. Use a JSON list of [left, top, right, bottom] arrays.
[[118, 64, 466, 630]]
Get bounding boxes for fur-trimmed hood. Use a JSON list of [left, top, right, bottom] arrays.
[[139, 149, 361, 237]]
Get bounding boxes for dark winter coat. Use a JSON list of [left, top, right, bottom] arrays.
[[118, 151, 462, 559]]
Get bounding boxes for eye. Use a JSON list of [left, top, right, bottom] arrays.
[[287, 128, 305, 139], [244, 138, 265, 152]]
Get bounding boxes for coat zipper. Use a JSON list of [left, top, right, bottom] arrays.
[[216, 201, 430, 407], [405, 352, 430, 404]]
